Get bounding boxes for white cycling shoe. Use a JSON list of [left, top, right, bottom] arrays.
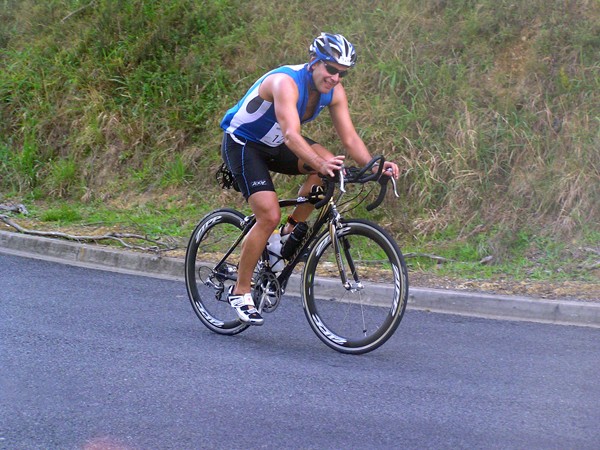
[[227, 287, 264, 326]]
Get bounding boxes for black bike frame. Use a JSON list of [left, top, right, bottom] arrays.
[[210, 195, 335, 293], [210, 155, 390, 294], [275, 196, 334, 290]]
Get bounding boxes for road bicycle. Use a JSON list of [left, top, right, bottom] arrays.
[[185, 156, 409, 354]]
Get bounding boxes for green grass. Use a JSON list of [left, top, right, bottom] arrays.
[[161, 155, 193, 188], [1, 194, 593, 284], [39, 204, 82, 223], [13, 198, 214, 240], [0, 0, 598, 281], [403, 225, 599, 282]]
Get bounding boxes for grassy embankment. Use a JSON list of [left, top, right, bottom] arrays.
[[1, 0, 598, 282]]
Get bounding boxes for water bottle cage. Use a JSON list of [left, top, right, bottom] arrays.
[[267, 232, 285, 272], [280, 222, 309, 260], [268, 251, 284, 269]]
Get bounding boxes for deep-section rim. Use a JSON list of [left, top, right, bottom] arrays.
[[185, 208, 250, 335], [301, 219, 408, 354]]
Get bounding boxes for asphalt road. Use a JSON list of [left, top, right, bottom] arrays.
[[2, 253, 599, 450]]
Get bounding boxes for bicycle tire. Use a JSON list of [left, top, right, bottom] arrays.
[[185, 208, 251, 335], [302, 219, 408, 354]]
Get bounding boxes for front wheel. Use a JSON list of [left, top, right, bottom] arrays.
[[302, 219, 408, 354]]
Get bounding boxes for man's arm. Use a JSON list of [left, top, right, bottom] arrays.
[[329, 84, 400, 178], [260, 74, 344, 177], [328, 83, 371, 165]]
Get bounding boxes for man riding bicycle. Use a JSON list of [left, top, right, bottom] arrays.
[[220, 32, 400, 325]]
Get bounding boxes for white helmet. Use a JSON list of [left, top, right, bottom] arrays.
[[309, 33, 357, 68]]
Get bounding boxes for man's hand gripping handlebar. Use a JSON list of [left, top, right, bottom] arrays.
[[314, 156, 399, 210]]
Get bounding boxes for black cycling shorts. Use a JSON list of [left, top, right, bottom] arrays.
[[221, 132, 317, 200]]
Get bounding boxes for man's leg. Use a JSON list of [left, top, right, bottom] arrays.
[[234, 190, 281, 295], [227, 190, 280, 325]]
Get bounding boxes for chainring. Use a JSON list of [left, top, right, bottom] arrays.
[[253, 268, 281, 313]]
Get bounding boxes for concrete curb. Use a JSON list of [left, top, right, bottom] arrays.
[[1, 230, 599, 328]]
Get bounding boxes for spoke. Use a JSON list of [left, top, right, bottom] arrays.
[[359, 295, 367, 335], [303, 220, 408, 354]]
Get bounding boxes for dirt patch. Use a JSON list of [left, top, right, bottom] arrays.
[[409, 272, 599, 302]]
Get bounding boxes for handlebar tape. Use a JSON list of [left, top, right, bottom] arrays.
[[366, 175, 389, 211], [313, 157, 387, 210], [314, 178, 335, 209]]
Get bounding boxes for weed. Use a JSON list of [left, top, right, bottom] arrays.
[[161, 155, 192, 187], [40, 205, 82, 223], [46, 157, 79, 197]]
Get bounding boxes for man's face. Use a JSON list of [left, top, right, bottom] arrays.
[[311, 60, 350, 93]]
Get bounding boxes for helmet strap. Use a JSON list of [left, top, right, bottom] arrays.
[[307, 60, 319, 90]]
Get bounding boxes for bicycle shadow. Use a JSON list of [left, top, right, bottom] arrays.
[[182, 294, 414, 367]]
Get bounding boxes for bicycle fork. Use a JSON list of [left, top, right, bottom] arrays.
[[329, 208, 364, 293]]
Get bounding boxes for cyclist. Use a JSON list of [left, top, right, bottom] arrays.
[[220, 32, 400, 325]]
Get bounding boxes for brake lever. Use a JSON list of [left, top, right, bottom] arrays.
[[387, 169, 399, 198]]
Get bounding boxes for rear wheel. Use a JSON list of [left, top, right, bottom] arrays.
[[302, 219, 408, 354], [185, 209, 252, 335]]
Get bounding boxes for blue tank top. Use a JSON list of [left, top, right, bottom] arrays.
[[220, 64, 334, 147]]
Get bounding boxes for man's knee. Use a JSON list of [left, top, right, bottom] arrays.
[[306, 173, 322, 184], [250, 191, 281, 229], [260, 209, 281, 229]]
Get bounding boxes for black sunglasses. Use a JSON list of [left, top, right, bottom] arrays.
[[323, 62, 350, 78]]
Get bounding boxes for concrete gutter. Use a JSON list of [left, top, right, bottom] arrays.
[[1, 230, 599, 328]]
